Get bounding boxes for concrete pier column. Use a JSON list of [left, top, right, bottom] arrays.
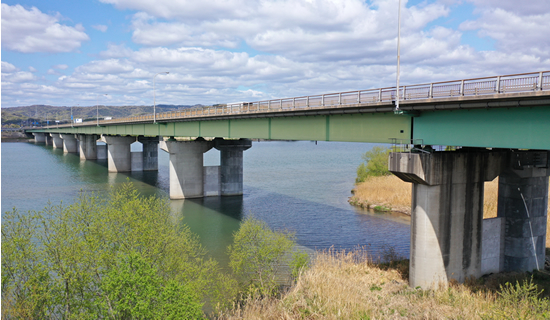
[[50, 133, 64, 149], [138, 136, 159, 171], [78, 134, 98, 160], [390, 151, 502, 288], [497, 152, 549, 272], [102, 135, 136, 172], [60, 134, 77, 153], [33, 132, 46, 143], [45, 134, 52, 146], [214, 138, 252, 196], [161, 138, 213, 199]]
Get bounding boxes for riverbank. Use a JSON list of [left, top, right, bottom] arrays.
[[220, 249, 550, 319], [1, 131, 32, 142], [349, 175, 550, 248]]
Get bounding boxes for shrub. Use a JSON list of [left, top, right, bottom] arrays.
[[356, 146, 391, 183], [228, 217, 297, 297]]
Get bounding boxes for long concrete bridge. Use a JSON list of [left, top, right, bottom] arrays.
[[27, 71, 550, 289]]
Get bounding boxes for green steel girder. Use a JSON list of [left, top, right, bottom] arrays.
[[29, 112, 411, 144], [27, 105, 550, 149], [412, 106, 550, 150]]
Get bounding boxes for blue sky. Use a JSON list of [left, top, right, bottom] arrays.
[[2, 0, 549, 108]]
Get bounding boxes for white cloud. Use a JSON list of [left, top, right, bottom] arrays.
[[2, 61, 19, 73], [53, 64, 69, 70], [75, 59, 135, 74], [1, 4, 90, 53], [29, 66, 38, 72], [92, 24, 108, 32], [2, 71, 37, 83]]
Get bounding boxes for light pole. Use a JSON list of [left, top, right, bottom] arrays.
[[154, 72, 169, 123], [395, 0, 402, 114], [97, 94, 108, 126]]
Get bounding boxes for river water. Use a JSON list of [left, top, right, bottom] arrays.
[[1, 140, 410, 265]]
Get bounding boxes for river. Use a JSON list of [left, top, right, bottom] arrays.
[[1, 140, 410, 265]]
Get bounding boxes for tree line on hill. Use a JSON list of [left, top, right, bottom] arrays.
[[1, 104, 204, 128]]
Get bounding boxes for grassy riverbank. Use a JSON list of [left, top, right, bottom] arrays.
[[349, 175, 550, 247], [220, 249, 550, 319]]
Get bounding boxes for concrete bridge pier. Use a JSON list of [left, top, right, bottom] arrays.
[[102, 135, 136, 172], [390, 151, 502, 289], [45, 134, 52, 146], [214, 138, 252, 196], [50, 133, 64, 149], [138, 136, 159, 171], [60, 134, 78, 153], [78, 134, 98, 160], [33, 132, 46, 143], [161, 138, 213, 199], [497, 152, 549, 272]]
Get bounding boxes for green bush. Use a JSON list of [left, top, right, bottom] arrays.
[[356, 146, 391, 183], [1, 183, 233, 319], [228, 217, 297, 297]]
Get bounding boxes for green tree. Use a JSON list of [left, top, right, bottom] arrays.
[[2, 183, 235, 319], [228, 217, 296, 297], [356, 146, 391, 183]]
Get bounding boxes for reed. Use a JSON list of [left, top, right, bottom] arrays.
[[350, 175, 550, 247], [219, 249, 550, 319]]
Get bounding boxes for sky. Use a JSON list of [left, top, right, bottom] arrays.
[[1, 0, 549, 108]]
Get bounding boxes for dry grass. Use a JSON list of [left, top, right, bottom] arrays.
[[219, 250, 550, 319], [350, 175, 550, 248]]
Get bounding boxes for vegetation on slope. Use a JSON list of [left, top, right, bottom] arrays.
[[1, 104, 199, 127]]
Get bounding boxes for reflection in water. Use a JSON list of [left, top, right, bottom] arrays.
[[2, 141, 410, 265]]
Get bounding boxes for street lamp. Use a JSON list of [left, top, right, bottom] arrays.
[[97, 94, 108, 126], [395, 0, 402, 114], [154, 71, 169, 123]]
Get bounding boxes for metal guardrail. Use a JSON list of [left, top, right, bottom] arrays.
[[48, 71, 550, 128]]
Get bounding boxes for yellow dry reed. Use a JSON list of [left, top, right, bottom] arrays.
[[350, 175, 550, 247], [219, 250, 548, 319]]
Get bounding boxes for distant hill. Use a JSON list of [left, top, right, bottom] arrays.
[[1, 104, 200, 127]]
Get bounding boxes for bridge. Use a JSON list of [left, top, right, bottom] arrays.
[[27, 71, 550, 289]]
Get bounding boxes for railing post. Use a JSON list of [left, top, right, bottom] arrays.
[[403, 86, 407, 100], [460, 80, 465, 96], [496, 76, 501, 93], [357, 91, 361, 104], [538, 71, 543, 90], [338, 93, 341, 105], [280, 100, 283, 110], [322, 94, 325, 106], [429, 83, 433, 98], [378, 88, 382, 102], [306, 96, 310, 108], [293, 97, 296, 109], [268, 100, 271, 109]]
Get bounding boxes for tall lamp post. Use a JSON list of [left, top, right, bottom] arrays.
[[97, 94, 108, 126], [154, 72, 169, 123], [395, 0, 402, 114]]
